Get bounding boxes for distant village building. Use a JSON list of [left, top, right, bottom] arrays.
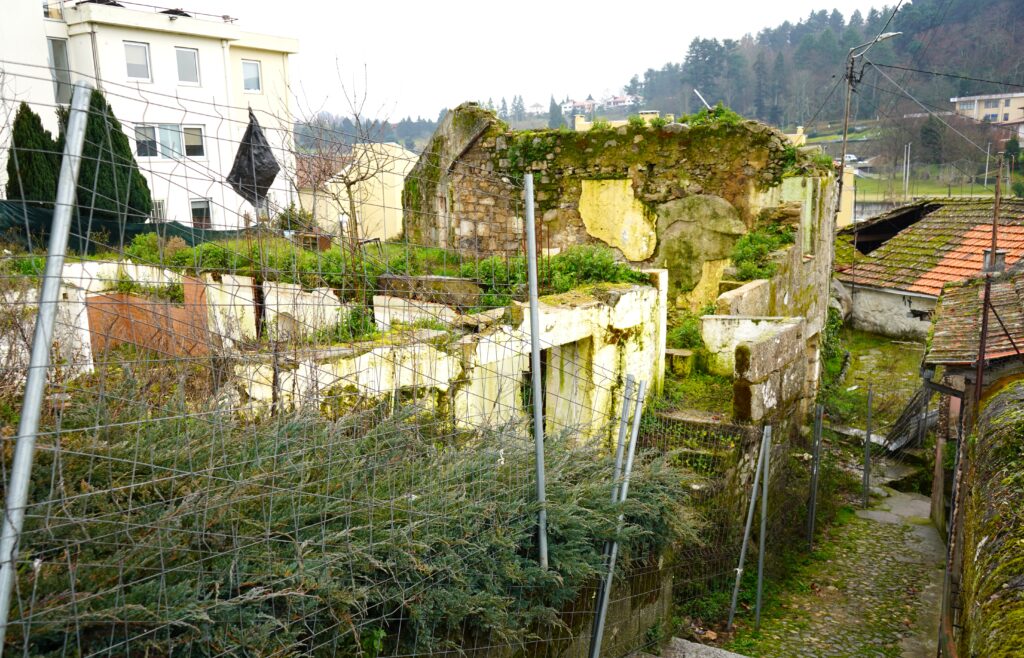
[[1, 0, 299, 229], [950, 92, 1024, 138], [296, 142, 416, 242]]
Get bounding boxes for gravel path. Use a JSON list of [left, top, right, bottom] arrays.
[[724, 490, 945, 658]]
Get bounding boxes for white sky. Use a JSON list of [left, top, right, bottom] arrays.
[[215, 0, 883, 120]]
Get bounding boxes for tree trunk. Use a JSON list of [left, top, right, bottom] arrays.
[[345, 185, 364, 303]]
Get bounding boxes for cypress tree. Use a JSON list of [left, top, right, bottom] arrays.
[[60, 90, 152, 221], [5, 103, 59, 206]]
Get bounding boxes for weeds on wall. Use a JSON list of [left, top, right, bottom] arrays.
[[729, 222, 796, 281]]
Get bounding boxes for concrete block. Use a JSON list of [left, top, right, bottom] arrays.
[[734, 318, 804, 383], [377, 274, 482, 309], [716, 278, 770, 316], [733, 372, 780, 422]]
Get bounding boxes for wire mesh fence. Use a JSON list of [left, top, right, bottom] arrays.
[[0, 67, 832, 658]]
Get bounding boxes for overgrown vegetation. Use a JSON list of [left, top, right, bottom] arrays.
[[655, 372, 733, 416], [10, 358, 701, 657], [462, 244, 650, 308], [112, 276, 185, 303], [729, 222, 795, 281]]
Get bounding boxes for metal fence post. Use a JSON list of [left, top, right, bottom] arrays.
[[727, 426, 769, 630], [524, 173, 548, 570], [863, 384, 873, 508], [755, 426, 772, 631], [589, 380, 646, 658], [807, 404, 824, 551], [589, 376, 634, 655], [0, 80, 93, 651]]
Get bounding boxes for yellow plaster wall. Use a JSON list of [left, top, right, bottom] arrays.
[[677, 259, 728, 311], [578, 179, 657, 261]]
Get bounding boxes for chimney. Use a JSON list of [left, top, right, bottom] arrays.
[[983, 248, 1006, 273]]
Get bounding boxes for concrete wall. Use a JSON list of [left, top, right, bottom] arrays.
[[237, 277, 669, 444], [86, 276, 210, 357], [849, 286, 934, 341]]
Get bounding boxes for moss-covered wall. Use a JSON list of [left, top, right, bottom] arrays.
[[958, 376, 1024, 657], [403, 103, 833, 325]]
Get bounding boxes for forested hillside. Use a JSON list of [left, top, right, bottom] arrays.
[[627, 0, 1024, 129]]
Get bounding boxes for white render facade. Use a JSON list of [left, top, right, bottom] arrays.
[[0, 1, 298, 229]]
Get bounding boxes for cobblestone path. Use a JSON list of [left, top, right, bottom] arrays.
[[724, 490, 945, 658]]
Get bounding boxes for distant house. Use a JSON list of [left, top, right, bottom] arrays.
[[601, 95, 639, 109], [835, 198, 1024, 339], [296, 142, 416, 242], [950, 92, 1024, 137], [529, 102, 545, 116]]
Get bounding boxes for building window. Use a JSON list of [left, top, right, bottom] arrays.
[[983, 99, 1000, 109], [42, 1, 63, 20], [1005, 113, 1011, 122], [190, 199, 212, 228], [134, 126, 158, 157], [124, 42, 151, 81], [958, 101, 976, 111], [982, 113, 999, 122], [175, 47, 200, 85], [47, 38, 71, 104], [182, 126, 205, 157], [151, 199, 166, 221], [242, 60, 261, 92], [1006, 99, 1012, 107], [134, 124, 205, 158]]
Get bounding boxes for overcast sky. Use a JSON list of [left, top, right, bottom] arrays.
[[215, 0, 884, 120]]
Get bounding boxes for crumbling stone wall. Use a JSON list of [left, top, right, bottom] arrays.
[[404, 103, 826, 305]]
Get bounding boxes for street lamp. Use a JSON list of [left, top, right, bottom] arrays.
[[838, 32, 902, 211]]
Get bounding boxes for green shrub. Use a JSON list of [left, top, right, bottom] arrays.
[[666, 312, 703, 350], [14, 380, 700, 657], [627, 115, 647, 129], [112, 276, 185, 303], [730, 223, 796, 281], [461, 244, 649, 309], [1012, 180, 1024, 198], [683, 103, 742, 128], [650, 116, 668, 128]]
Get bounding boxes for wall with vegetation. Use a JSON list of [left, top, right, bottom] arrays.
[[404, 103, 833, 314], [958, 376, 1024, 657]]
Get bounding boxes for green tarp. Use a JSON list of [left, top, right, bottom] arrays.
[[0, 200, 253, 253]]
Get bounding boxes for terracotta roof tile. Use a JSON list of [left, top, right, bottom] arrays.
[[926, 268, 1024, 366], [836, 199, 1024, 297]]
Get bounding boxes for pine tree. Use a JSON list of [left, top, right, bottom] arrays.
[[752, 52, 769, 121], [499, 97, 509, 120], [6, 103, 59, 206], [60, 90, 152, 221], [512, 96, 526, 122], [547, 96, 565, 129]]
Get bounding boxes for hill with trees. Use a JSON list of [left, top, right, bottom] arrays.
[[623, 0, 1024, 129]]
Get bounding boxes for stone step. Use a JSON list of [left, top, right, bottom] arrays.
[[633, 637, 750, 658]]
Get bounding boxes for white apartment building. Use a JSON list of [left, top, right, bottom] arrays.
[[0, 0, 299, 229], [950, 92, 1024, 138]]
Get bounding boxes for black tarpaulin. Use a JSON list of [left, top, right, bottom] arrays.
[[226, 109, 280, 207]]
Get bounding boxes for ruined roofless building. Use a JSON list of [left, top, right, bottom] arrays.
[[404, 103, 840, 425]]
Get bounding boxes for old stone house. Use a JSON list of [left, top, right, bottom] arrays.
[[404, 103, 840, 424]]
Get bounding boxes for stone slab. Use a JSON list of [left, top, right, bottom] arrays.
[[734, 317, 804, 383]]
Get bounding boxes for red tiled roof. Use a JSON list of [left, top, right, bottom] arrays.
[[837, 199, 1024, 297], [926, 268, 1024, 366]]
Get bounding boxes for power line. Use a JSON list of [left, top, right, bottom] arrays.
[[872, 62, 1024, 90]]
